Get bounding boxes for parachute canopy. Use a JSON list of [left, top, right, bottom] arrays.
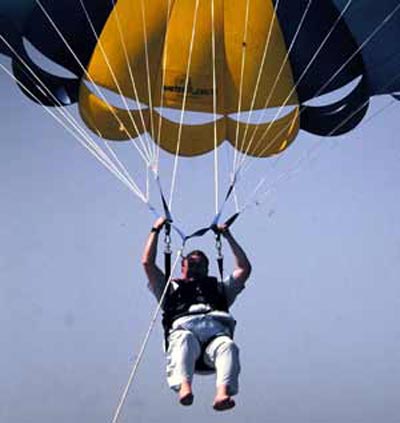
[[1, 0, 400, 157]]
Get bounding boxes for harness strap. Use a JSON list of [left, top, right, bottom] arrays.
[[183, 172, 240, 243], [183, 211, 240, 244], [164, 221, 172, 283], [214, 230, 224, 281], [211, 213, 240, 281]]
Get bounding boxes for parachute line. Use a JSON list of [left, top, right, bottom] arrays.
[[324, 70, 400, 137], [34, 0, 153, 167], [211, 0, 220, 214], [236, 0, 350, 169], [110, 250, 183, 423], [23, 37, 76, 79], [110, 0, 155, 161], [240, 70, 400, 218], [0, 34, 148, 201], [4, 0, 400, 238], [168, 0, 200, 211], [155, 0, 174, 173], [239, 0, 400, 175], [241, 98, 399, 216], [102, 140, 148, 199], [237, 0, 284, 167], [0, 61, 147, 201], [76, 0, 154, 163], [236, 0, 312, 167], [232, 0, 252, 172], [232, 0, 400, 219], [303, 76, 362, 107], [140, 0, 157, 149]]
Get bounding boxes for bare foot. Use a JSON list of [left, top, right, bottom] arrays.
[[213, 396, 235, 411], [213, 385, 235, 411], [179, 381, 194, 406]]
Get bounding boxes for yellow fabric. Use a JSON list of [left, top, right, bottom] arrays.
[[79, 0, 300, 157], [154, 115, 225, 156], [224, 0, 298, 112], [85, 0, 172, 102], [160, 0, 225, 113], [79, 84, 148, 140], [227, 108, 300, 157]]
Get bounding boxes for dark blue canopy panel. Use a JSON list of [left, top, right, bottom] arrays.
[[333, 0, 400, 95], [0, 0, 69, 106], [0, 0, 35, 55], [0, 0, 35, 34], [272, 0, 364, 102], [272, 0, 369, 136], [300, 76, 369, 136], [25, 0, 114, 77], [0, 0, 113, 106]]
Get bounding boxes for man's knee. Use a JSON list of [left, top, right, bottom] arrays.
[[219, 338, 239, 357], [169, 330, 200, 351], [207, 336, 240, 359]]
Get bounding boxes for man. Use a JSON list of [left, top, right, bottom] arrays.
[[142, 217, 251, 411]]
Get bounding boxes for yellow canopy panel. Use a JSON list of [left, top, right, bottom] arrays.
[[79, 0, 300, 157]]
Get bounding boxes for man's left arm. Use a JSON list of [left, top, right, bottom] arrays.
[[220, 227, 252, 285]]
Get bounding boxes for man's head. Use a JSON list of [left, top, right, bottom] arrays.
[[181, 250, 209, 279]]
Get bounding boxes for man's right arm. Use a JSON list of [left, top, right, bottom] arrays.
[[141, 217, 167, 292]]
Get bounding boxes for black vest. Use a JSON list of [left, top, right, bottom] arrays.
[[162, 276, 229, 334]]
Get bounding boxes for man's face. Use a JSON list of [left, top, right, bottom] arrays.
[[181, 254, 208, 279]]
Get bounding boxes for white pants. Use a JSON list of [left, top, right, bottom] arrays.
[[166, 327, 240, 395]]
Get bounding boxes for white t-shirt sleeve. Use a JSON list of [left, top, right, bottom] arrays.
[[147, 275, 167, 302], [220, 274, 246, 307]]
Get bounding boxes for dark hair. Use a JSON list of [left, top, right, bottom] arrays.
[[182, 250, 209, 268]]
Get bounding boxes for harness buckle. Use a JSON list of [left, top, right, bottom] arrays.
[[164, 221, 172, 254], [215, 235, 223, 260]]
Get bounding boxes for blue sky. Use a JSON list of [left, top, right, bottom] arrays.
[[1, 51, 400, 423]]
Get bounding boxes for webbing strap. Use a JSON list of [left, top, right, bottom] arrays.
[[216, 250, 224, 281], [183, 211, 240, 242], [183, 172, 240, 243], [164, 220, 172, 283], [149, 171, 241, 245], [151, 173, 241, 283], [155, 175, 188, 241]]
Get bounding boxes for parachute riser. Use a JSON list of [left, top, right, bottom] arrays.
[[164, 221, 172, 283], [214, 230, 224, 282]]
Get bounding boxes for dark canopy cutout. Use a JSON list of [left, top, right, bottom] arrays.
[[25, 0, 114, 77], [272, 0, 369, 136], [0, 0, 113, 106], [300, 76, 370, 136]]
